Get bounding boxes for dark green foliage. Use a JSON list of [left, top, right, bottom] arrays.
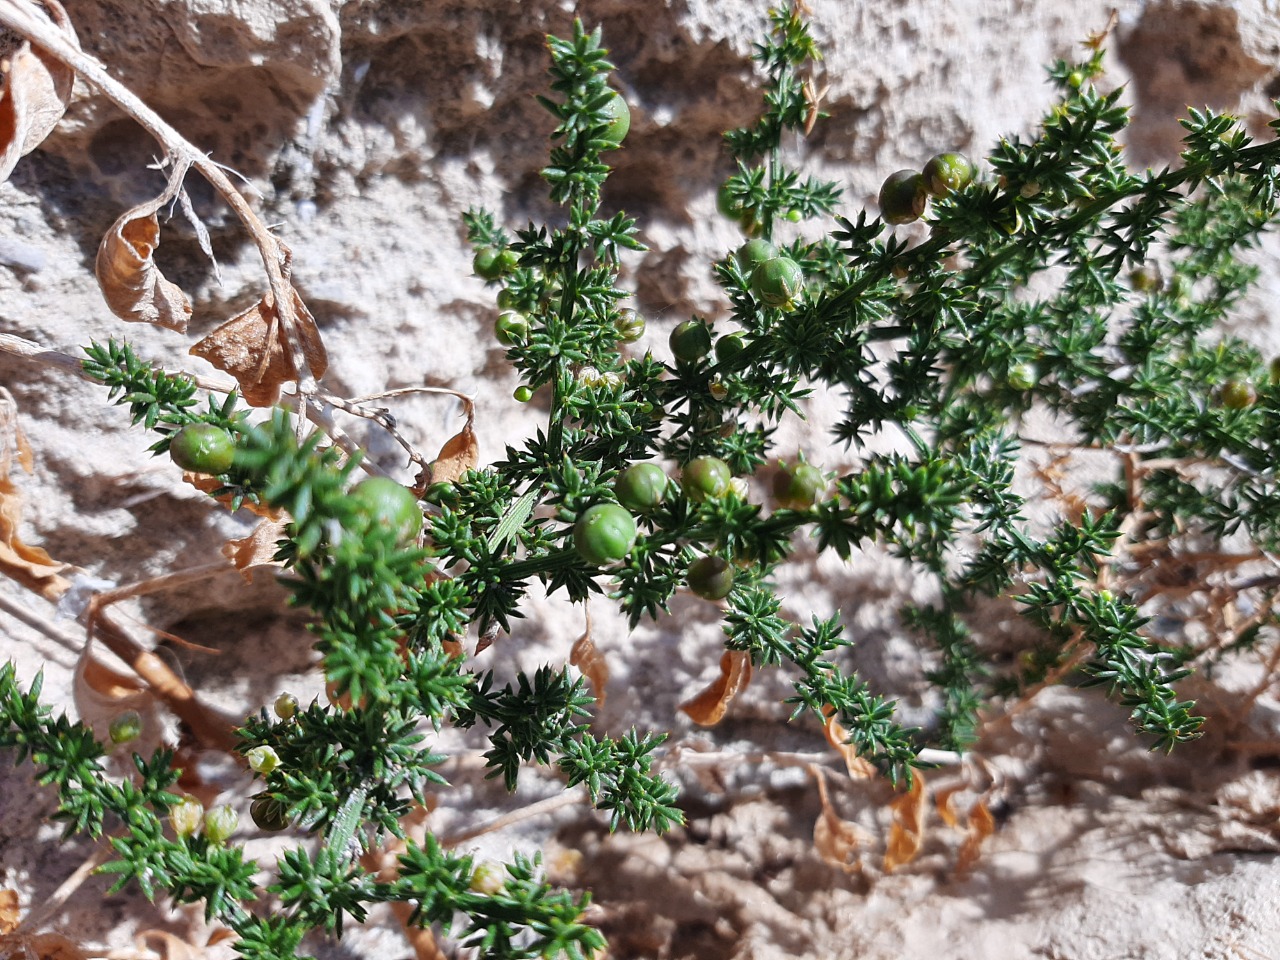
[[5, 3, 1280, 957]]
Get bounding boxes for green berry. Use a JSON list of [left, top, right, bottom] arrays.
[[495, 287, 520, 310], [614, 308, 646, 343], [108, 710, 142, 744], [514, 385, 534, 403], [681, 456, 731, 503], [772, 462, 826, 511], [615, 462, 668, 514], [494, 310, 530, 346], [687, 555, 734, 600], [170, 796, 204, 838], [670, 320, 712, 364], [203, 804, 238, 844], [785, 208, 803, 222], [751, 257, 804, 309], [1220, 379, 1257, 409], [717, 182, 745, 219], [921, 152, 974, 197], [473, 247, 506, 281], [169, 423, 236, 474], [879, 170, 928, 225], [250, 795, 290, 832], [715, 333, 746, 363], [735, 238, 778, 272], [273, 693, 298, 720], [1130, 265, 1162, 293], [600, 92, 630, 147], [573, 503, 637, 566], [350, 476, 423, 541]]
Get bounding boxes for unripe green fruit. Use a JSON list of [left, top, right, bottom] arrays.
[[773, 462, 826, 511], [735, 238, 779, 272], [574, 503, 637, 566], [879, 169, 928, 225], [751, 257, 804, 309], [273, 693, 298, 720], [1220, 379, 1257, 409], [169, 423, 236, 474], [514, 385, 534, 403], [687, 555, 734, 600], [108, 711, 142, 744], [670, 320, 712, 364], [473, 247, 508, 281], [681, 456, 731, 503], [615, 462, 668, 513], [250, 795, 290, 832], [494, 310, 530, 346], [717, 182, 745, 219], [600, 92, 630, 146], [715, 333, 746, 363], [922, 152, 974, 196], [351, 476, 423, 541], [614, 308, 646, 343]]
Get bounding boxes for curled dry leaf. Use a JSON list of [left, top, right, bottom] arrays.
[[95, 202, 193, 332], [221, 517, 288, 583], [430, 417, 478, 484], [679, 650, 751, 726], [570, 630, 609, 710], [190, 243, 327, 406], [0, 0, 79, 183], [190, 284, 327, 406], [810, 764, 868, 874], [0, 389, 72, 599], [955, 798, 996, 878], [0, 931, 87, 960], [883, 769, 927, 872], [822, 705, 876, 779]]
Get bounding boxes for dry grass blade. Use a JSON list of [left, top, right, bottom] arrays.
[[679, 650, 751, 725]]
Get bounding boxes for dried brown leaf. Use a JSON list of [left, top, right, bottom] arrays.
[[0, 0, 79, 183], [934, 783, 964, 829], [570, 630, 609, 710], [679, 650, 751, 726], [883, 770, 927, 872], [184, 472, 281, 518], [0, 890, 18, 935], [810, 765, 867, 874], [0, 932, 88, 960], [221, 518, 287, 583], [955, 798, 996, 878], [0, 392, 72, 599], [95, 202, 193, 332], [430, 418, 478, 484], [189, 283, 327, 406], [822, 706, 876, 779]]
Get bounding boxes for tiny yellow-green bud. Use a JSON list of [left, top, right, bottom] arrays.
[[204, 804, 239, 844], [171, 796, 204, 838], [246, 745, 281, 775]]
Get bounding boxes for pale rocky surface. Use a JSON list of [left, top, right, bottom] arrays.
[[3, 0, 1280, 958]]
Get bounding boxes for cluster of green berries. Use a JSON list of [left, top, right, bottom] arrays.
[[878, 151, 974, 225], [572, 458, 827, 600]]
